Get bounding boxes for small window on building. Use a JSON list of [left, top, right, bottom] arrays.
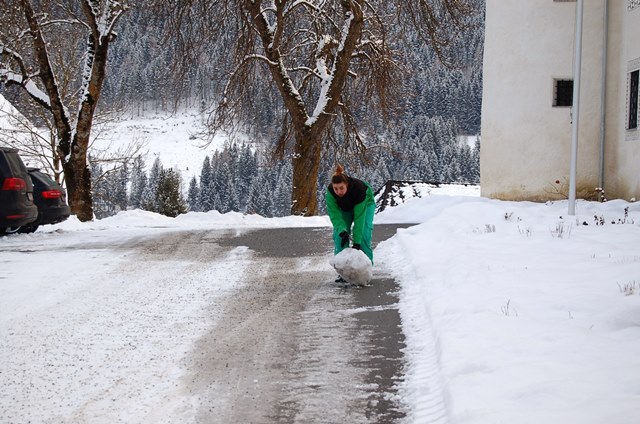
[[628, 70, 639, 130], [553, 79, 573, 107]]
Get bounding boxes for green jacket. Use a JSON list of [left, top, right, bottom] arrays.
[[326, 177, 375, 244]]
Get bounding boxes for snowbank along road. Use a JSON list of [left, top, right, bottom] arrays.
[[0, 224, 410, 423]]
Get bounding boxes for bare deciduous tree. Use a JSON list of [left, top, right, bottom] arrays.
[[159, 0, 474, 216], [0, 0, 129, 221], [0, 96, 146, 199]]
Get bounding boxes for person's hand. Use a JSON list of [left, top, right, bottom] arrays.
[[352, 243, 361, 250], [339, 231, 350, 248]]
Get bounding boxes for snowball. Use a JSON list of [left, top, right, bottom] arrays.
[[329, 248, 373, 286]]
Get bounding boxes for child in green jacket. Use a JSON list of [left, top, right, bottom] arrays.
[[326, 164, 376, 274]]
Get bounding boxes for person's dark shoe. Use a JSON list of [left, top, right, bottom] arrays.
[[335, 276, 347, 283]]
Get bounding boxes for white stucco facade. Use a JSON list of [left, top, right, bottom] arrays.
[[481, 0, 640, 201]]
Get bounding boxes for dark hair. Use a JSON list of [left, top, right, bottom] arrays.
[[331, 164, 349, 184]]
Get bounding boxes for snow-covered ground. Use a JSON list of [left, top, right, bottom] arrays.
[[91, 111, 236, 183], [376, 195, 640, 424], [2, 190, 639, 423]]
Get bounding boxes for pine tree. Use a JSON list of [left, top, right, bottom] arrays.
[[143, 157, 163, 212], [90, 160, 110, 219], [90, 159, 128, 219], [198, 156, 214, 211], [272, 160, 292, 217], [216, 161, 232, 213], [114, 164, 129, 212], [470, 137, 481, 183], [156, 168, 187, 217], [237, 144, 258, 211], [247, 172, 274, 217], [187, 176, 200, 212], [129, 155, 147, 209]]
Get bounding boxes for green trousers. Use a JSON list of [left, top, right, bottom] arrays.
[[332, 203, 375, 263]]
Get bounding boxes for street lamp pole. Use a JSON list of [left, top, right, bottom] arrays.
[[569, 0, 584, 216]]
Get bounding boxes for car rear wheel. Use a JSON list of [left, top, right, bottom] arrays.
[[0, 226, 22, 235], [17, 224, 39, 234]]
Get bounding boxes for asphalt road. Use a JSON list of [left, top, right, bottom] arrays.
[[176, 224, 410, 423]]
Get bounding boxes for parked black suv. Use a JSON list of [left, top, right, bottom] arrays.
[[0, 147, 38, 235], [18, 168, 71, 233]]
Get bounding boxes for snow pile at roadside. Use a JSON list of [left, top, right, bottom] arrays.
[[376, 196, 640, 424], [41, 208, 331, 234], [374, 180, 480, 213]]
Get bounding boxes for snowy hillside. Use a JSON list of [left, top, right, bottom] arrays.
[[1, 96, 223, 183], [91, 111, 230, 184]]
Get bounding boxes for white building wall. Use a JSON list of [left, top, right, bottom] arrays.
[[607, 2, 640, 199], [481, 0, 607, 201]]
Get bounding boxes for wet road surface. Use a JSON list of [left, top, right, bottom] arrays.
[[180, 224, 410, 423]]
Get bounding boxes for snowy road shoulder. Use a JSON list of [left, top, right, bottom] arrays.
[[376, 196, 640, 424]]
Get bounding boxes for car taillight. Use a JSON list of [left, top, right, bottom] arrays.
[[1, 177, 27, 191], [42, 189, 62, 199]]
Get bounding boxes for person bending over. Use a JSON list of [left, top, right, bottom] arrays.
[[326, 164, 375, 281]]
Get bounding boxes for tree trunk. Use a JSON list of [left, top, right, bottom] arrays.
[[63, 154, 94, 222], [290, 129, 323, 216], [64, 30, 111, 221]]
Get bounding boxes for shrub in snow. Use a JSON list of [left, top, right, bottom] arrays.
[[330, 248, 373, 286], [618, 281, 638, 296], [550, 221, 572, 239]]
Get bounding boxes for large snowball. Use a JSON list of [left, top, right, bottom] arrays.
[[329, 248, 373, 286]]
